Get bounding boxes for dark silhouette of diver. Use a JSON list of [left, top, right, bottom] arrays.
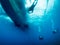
[[28, 0, 38, 13]]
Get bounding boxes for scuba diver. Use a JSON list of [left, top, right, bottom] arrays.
[[28, 0, 38, 13]]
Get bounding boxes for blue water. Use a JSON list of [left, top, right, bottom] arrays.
[[0, 0, 60, 45]]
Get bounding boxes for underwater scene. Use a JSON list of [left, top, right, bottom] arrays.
[[0, 0, 60, 45]]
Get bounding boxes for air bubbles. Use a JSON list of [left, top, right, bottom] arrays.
[[52, 29, 57, 34], [39, 36, 43, 40]]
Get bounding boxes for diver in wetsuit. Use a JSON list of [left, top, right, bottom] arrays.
[[28, 0, 38, 13]]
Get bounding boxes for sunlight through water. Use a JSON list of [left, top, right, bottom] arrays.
[[26, 0, 55, 24]]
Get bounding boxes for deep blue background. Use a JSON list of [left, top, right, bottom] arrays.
[[0, 0, 60, 45]]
